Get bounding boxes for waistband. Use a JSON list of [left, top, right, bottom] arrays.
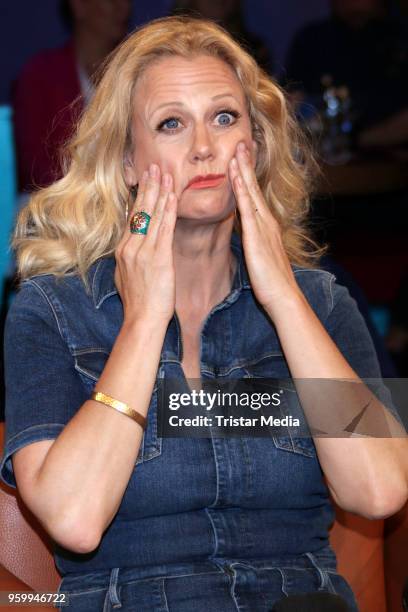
[[58, 545, 338, 595]]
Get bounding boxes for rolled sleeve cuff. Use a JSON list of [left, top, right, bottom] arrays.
[[0, 423, 65, 488]]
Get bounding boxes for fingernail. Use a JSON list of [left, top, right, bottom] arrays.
[[230, 157, 238, 169], [149, 163, 158, 177], [237, 142, 246, 153], [162, 173, 171, 188]]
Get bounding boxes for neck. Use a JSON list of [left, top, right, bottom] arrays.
[[73, 28, 116, 78], [173, 215, 237, 315]]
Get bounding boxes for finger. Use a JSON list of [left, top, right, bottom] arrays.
[[229, 159, 258, 229], [128, 169, 148, 216], [133, 169, 149, 207], [123, 169, 149, 243], [153, 173, 173, 224], [235, 142, 266, 213], [229, 157, 257, 220], [228, 155, 240, 185], [127, 163, 160, 241], [148, 173, 173, 243], [157, 191, 178, 250], [139, 163, 161, 216]]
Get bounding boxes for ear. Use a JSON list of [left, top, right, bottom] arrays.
[[123, 153, 137, 188]]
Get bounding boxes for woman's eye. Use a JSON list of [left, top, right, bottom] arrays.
[[216, 110, 239, 126], [157, 117, 181, 132], [216, 112, 235, 126]]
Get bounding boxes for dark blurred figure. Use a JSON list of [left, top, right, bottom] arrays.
[[170, 0, 274, 74], [13, 0, 131, 192], [285, 0, 408, 150], [320, 256, 398, 377]]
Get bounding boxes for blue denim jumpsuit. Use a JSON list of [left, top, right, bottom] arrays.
[[2, 231, 392, 611]]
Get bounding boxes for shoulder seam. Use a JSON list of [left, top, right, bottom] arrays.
[[328, 275, 335, 311], [293, 268, 334, 276], [26, 280, 65, 343]]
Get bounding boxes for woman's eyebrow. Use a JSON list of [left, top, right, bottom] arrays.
[[151, 101, 184, 115], [212, 93, 239, 102]]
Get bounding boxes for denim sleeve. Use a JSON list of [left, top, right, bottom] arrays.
[[0, 280, 88, 488], [325, 277, 403, 426]]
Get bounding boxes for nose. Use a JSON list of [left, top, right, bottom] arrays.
[[189, 124, 215, 163]]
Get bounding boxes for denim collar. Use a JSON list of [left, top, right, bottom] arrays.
[[91, 231, 251, 309]]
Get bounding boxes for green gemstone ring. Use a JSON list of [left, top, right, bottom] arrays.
[[130, 211, 151, 235]]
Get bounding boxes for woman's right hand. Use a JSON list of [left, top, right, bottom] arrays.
[[114, 163, 178, 326]]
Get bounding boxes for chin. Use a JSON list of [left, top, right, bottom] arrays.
[[178, 209, 233, 222], [178, 195, 234, 221]]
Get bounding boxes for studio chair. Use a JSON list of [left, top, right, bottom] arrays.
[[330, 506, 386, 611], [384, 500, 408, 612], [0, 422, 60, 610]]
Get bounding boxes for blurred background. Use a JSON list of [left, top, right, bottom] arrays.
[[1, 0, 407, 417]]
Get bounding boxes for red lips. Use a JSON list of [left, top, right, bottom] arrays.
[[186, 174, 226, 190]]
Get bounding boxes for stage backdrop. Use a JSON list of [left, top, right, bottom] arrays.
[[0, 0, 330, 105]]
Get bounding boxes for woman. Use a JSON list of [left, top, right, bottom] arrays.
[[1, 16, 407, 611], [13, 0, 131, 191]]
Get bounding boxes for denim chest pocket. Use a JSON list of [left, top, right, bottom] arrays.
[[273, 389, 317, 459], [74, 349, 162, 465], [243, 354, 317, 459], [242, 352, 290, 379]]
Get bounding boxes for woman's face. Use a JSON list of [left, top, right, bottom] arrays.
[[125, 54, 256, 222]]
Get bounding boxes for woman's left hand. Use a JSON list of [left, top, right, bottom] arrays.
[[228, 141, 304, 318]]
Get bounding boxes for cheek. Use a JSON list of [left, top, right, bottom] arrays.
[[134, 141, 183, 186], [133, 141, 151, 178], [157, 155, 184, 194], [222, 125, 253, 159], [152, 142, 188, 195]]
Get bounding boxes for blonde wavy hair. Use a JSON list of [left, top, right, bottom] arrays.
[[14, 15, 322, 283]]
